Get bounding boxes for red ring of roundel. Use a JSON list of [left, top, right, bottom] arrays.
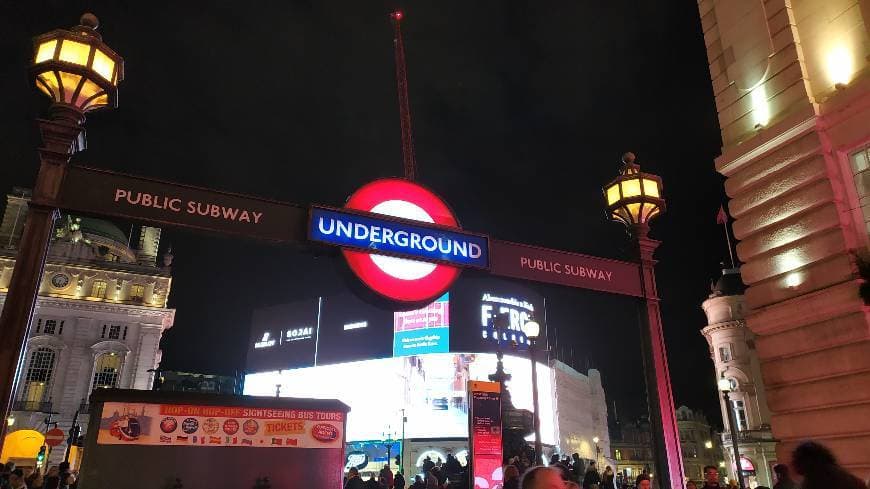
[[342, 178, 461, 303]]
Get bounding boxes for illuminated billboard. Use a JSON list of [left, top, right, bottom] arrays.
[[393, 293, 450, 356], [244, 352, 555, 444], [245, 277, 547, 374]]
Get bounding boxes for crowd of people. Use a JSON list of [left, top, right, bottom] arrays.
[[345, 441, 869, 489], [0, 461, 76, 489]]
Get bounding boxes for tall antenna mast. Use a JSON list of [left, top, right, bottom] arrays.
[[391, 10, 417, 181]]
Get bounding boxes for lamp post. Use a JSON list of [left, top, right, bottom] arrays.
[[593, 436, 601, 467], [603, 152, 684, 489], [717, 378, 746, 489], [0, 13, 123, 452], [521, 320, 542, 465]]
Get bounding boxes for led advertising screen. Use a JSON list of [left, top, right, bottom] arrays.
[[244, 352, 555, 443], [245, 277, 548, 374], [393, 293, 450, 356], [246, 299, 320, 372]]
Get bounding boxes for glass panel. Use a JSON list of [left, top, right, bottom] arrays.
[[642, 178, 659, 197], [606, 184, 621, 205], [37, 72, 60, 100], [58, 71, 83, 104], [92, 354, 122, 389], [108, 325, 121, 340], [620, 178, 642, 199], [627, 203, 642, 223], [92, 49, 115, 83], [130, 284, 144, 299], [58, 39, 91, 66], [77, 78, 102, 109], [35, 39, 57, 63], [850, 148, 870, 173]]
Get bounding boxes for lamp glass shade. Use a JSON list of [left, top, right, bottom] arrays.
[[592, 437, 600, 444], [621, 178, 642, 199], [522, 320, 540, 339], [642, 178, 660, 197], [58, 39, 91, 66], [35, 40, 57, 63], [92, 48, 115, 82], [717, 378, 732, 392], [606, 184, 620, 206]]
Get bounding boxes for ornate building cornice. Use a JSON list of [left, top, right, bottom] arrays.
[[701, 320, 745, 338], [0, 293, 175, 321]]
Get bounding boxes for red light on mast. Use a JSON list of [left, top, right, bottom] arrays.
[[392, 10, 404, 20]]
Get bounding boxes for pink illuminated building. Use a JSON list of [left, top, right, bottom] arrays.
[[697, 0, 870, 478]]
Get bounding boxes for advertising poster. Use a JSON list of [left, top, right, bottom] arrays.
[[97, 402, 344, 449], [468, 381, 502, 489], [393, 293, 450, 356]]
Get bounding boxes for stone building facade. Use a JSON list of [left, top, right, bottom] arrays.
[[696, 0, 870, 477], [0, 190, 175, 468], [675, 406, 722, 483], [702, 268, 777, 487]]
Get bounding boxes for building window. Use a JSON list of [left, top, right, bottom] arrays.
[[101, 324, 106, 338], [92, 353, 122, 390], [20, 347, 56, 408], [615, 449, 622, 461], [130, 284, 144, 300], [91, 280, 107, 298], [108, 325, 121, 340], [732, 400, 748, 431], [719, 344, 732, 362], [849, 147, 870, 236], [123, 326, 128, 340], [42, 320, 57, 335]]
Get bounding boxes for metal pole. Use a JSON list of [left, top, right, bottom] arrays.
[[529, 339, 542, 465], [401, 409, 406, 474], [633, 224, 685, 489], [0, 107, 85, 453], [723, 391, 746, 489]]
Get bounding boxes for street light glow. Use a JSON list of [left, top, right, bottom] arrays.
[[522, 320, 540, 339], [592, 436, 600, 444], [705, 440, 713, 449], [717, 378, 732, 392]]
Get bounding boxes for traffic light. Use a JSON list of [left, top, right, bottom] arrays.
[[36, 445, 46, 463]]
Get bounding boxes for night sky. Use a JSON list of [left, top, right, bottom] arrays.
[[0, 1, 729, 426]]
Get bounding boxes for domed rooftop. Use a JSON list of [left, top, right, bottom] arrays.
[[711, 267, 747, 297], [78, 217, 128, 245]]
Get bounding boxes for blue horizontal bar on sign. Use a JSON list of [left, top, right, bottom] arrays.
[[309, 207, 489, 269]]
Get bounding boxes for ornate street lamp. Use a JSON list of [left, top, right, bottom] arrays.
[[0, 13, 123, 453], [604, 152, 665, 233], [593, 436, 601, 467], [718, 378, 746, 489], [32, 13, 123, 117], [603, 152, 684, 489], [521, 320, 542, 465]]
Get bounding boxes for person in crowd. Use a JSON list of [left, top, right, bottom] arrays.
[[504, 465, 521, 489], [422, 457, 436, 481], [772, 464, 797, 489], [42, 467, 59, 489], [792, 441, 866, 489], [601, 466, 614, 489], [0, 462, 15, 489], [365, 474, 379, 489], [394, 471, 405, 489], [636, 475, 651, 489], [686, 481, 698, 489], [583, 461, 601, 489], [23, 469, 41, 489], [379, 465, 394, 489], [520, 467, 564, 489], [571, 454, 584, 482], [701, 466, 720, 489], [425, 471, 439, 489], [344, 468, 365, 489], [410, 475, 425, 489], [7, 470, 26, 489]]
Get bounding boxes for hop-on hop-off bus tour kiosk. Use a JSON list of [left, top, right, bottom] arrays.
[[79, 389, 349, 488]]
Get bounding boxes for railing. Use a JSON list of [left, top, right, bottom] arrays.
[[13, 399, 53, 412], [720, 429, 776, 443]]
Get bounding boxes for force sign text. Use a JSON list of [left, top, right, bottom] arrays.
[[114, 189, 263, 224]]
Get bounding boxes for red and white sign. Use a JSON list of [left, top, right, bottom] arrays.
[[342, 179, 462, 303], [45, 428, 65, 447]]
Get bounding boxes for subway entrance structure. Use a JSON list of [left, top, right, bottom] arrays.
[[0, 13, 685, 489]]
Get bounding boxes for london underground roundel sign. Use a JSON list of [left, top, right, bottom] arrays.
[[343, 179, 462, 303]]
